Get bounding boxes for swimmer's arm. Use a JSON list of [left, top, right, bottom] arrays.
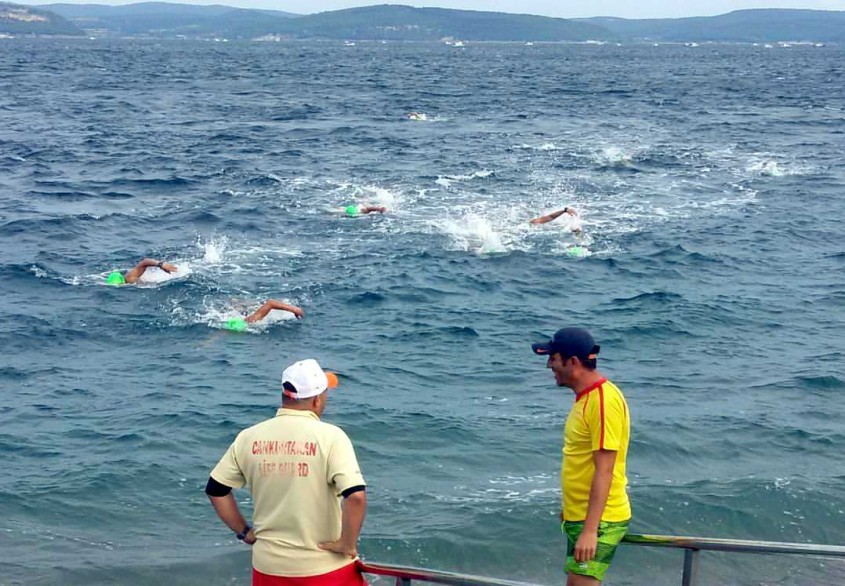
[[245, 300, 304, 322], [360, 206, 387, 214], [124, 258, 176, 283], [529, 207, 576, 225]]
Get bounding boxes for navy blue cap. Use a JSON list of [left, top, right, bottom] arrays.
[[532, 327, 600, 360]]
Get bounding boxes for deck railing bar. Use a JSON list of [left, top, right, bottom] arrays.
[[622, 533, 845, 557], [359, 532, 845, 586]]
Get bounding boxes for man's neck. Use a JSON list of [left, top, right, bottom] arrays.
[[570, 371, 605, 395], [281, 403, 320, 417]]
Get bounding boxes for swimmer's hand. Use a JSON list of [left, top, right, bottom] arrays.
[[159, 262, 178, 273], [290, 306, 305, 319]]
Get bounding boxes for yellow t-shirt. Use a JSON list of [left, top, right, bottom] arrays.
[[561, 378, 631, 522], [211, 408, 366, 577]]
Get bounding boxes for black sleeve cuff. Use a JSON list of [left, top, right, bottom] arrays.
[[341, 485, 366, 499], [205, 476, 233, 497]]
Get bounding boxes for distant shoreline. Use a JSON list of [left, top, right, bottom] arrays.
[[2, 3, 844, 43]]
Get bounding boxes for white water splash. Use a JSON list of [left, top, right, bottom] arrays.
[[198, 235, 227, 264], [435, 170, 493, 189], [436, 215, 507, 255], [595, 146, 635, 166]]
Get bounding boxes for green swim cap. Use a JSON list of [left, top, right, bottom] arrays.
[[567, 246, 585, 257], [225, 317, 247, 332], [106, 271, 125, 286], [345, 205, 359, 217]]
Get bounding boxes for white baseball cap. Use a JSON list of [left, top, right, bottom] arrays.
[[281, 359, 338, 399]]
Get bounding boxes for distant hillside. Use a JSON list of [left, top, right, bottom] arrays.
[[580, 9, 845, 43], [41, 2, 610, 40], [0, 1, 83, 35], [42, 1, 298, 37], [11, 3, 845, 42], [270, 5, 610, 42]]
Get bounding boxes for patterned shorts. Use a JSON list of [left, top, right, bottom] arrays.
[[562, 519, 630, 581]]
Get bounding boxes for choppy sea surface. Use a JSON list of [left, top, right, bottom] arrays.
[[1, 39, 844, 585]]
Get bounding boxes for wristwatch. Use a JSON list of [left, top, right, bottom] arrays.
[[236, 525, 252, 541]]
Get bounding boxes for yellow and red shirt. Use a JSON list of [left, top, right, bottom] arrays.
[[211, 409, 366, 577], [561, 378, 631, 522]]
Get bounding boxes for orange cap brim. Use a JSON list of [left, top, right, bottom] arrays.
[[325, 372, 338, 389]]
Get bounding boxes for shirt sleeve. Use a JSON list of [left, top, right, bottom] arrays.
[[586, 385, 627, 452], [326, 429, 366, 496], [210, 437, 247, 489]]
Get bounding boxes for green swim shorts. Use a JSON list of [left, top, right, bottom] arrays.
[[562, 519, 629, 581]]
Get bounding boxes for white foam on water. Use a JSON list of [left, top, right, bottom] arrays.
[[325, 180, 402, 210], [435, 170, 493, 189], [595, 145, 635, 167], [29, 265, 49, 279], [436, 215, 508, 255], [198, 235, 227, 264], [516, 142, 562, 151], [748, 160, 786, 177]]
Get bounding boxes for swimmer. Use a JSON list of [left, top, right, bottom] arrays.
[[344, 204, 387, 218], [529, 207, 582, 234], [224, 300, 304, 332], [246, 299, 304, 322], [406, 112, 427, 121], [106, 258, 177, 286]]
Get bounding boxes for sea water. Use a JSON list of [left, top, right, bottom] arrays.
[[1, 39, 843, 585]]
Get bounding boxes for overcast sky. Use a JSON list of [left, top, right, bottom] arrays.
[[25, 0, 845, 18]]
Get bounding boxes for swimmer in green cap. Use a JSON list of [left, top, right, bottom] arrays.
[[225, 317, 248, 332], [344, 204, 387, 218], [106, 271, 126, 286], [106, 258, 178, 285], [224, 300, 304, 331]]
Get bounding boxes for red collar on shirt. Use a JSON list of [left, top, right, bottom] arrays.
[[574, 378, 607, 402]]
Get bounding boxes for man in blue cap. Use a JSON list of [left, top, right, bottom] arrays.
[[532, 327, 631, 586]]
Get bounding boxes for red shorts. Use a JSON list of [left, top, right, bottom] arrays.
[[252, 562, 368, 586]]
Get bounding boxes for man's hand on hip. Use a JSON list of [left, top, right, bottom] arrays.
[[318, 539, 357, 558]]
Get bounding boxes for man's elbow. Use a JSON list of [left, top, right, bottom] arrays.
[[344, 490, 367, 508]]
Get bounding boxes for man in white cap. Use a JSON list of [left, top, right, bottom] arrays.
[[205, 359, 367, 586]]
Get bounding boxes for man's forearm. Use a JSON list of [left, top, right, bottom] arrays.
[[339, 492, 367, 548], [583, 450, 616, 532], [208, 493, 250, 534]]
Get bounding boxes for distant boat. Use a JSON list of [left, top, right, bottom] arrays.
[[453, 41, 465, 47], [344, 41, 356, 46], [524, 42, 534, 46]]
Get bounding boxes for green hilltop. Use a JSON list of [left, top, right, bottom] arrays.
[[3, 2, 844, 42], [1, 1, 84, 35], [580, 9, 845, 43]]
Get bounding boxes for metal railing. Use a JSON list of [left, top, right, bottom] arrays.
[[359, 532, 845, 586]]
